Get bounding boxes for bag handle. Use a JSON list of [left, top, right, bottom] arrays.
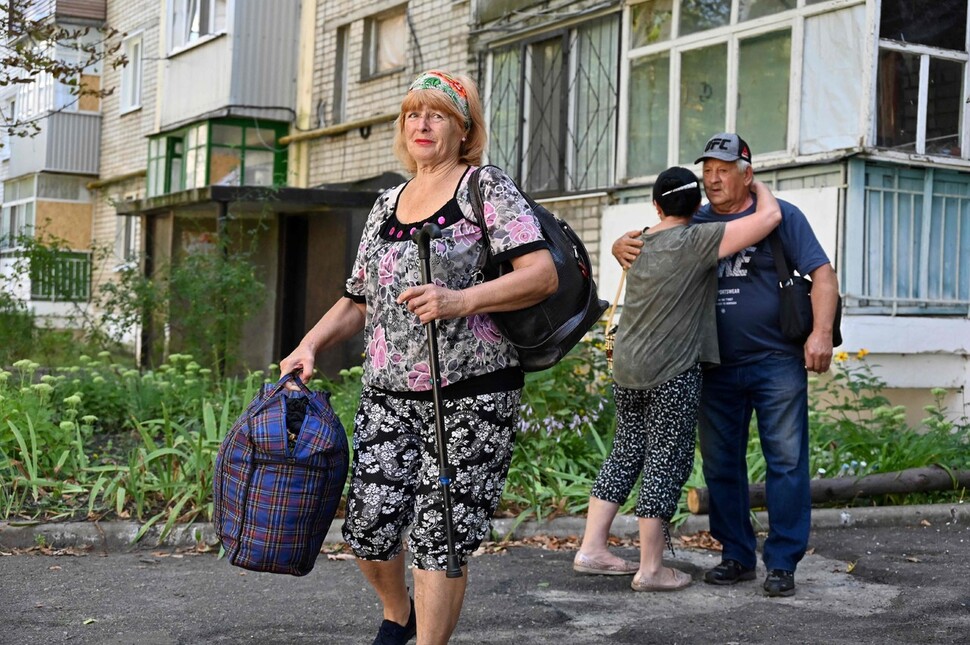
[[253, 371, 322, 416]]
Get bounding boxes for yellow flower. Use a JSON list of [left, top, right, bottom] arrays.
[[856, 348, 869, 359], [834, 352, 849, 363]]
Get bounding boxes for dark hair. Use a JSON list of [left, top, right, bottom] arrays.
[[652, 166, 701, 218]]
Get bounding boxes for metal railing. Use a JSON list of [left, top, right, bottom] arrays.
[[29, 250, 92, 302]]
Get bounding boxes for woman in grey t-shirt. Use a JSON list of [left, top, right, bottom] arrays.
[[572, 167, 782, 591]]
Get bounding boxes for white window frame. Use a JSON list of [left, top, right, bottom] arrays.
[[0, 97, 14, 161], [116, 215, 141, 267], [168, 0, 227, 54], [120, 32, 144, 114], [873, 29, 970, 161], [620, 0, 819, 182], [1, 176, 37, 249]]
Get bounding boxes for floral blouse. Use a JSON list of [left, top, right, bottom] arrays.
[[345, 166, 546, 395]]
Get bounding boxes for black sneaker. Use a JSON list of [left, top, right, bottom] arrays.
[[372, 597, 416, 645], [703, 559, 757, 585], [764, 569, 796, 597]]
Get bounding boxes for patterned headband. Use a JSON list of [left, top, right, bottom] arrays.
[[408, 70, 470, 127]]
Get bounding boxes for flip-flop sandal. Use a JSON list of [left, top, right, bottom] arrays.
[[630, 567, 692, 592], [573, 552, 639, 576]]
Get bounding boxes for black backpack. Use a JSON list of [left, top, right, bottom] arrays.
[[467, 166, 608, 371]]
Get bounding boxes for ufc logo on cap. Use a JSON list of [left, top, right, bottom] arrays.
[[705, 138, 732, 152]]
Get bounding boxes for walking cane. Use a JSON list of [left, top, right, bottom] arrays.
[[411, 222, 463, 579]]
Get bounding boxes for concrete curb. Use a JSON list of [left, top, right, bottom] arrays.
[[2, 502, 966, 552]]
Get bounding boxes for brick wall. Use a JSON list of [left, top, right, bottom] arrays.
[[89, 0, 159, 297], [306, 0, 475, 186]]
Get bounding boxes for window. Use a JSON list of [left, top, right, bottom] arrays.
[[147, 120, 288, 197], [36, 174, 90, 202], [0, 98, 13, 160], [147, 124, 206, 196], [0, 176, 36, 249], [362, 6, 406, 78], [487, 13, 620, 194], [120, 33, 143, 113], [626, 0, 794, 178], [116, 216, 140, 265], [876, 0, 968, 159], [848, 162, 970, 314], [209, 120, 287, 186], [169, 0, 227, 52], [332, 25, 349, 124]]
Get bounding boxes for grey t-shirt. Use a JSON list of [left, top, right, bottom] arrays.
[[612, 222, 726, 390]]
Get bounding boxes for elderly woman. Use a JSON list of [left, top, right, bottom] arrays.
[[573, 167, 781, 592], [280, 70, 557, 645]]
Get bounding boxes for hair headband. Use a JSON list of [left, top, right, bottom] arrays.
[[660, 181, 698, 197], [408, 70, 470, 127]]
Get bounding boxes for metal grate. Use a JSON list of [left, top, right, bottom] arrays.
[[487, 13, 620, 195]]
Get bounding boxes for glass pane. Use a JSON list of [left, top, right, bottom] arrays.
[[630, 0, 673, 48], [925, 58, 963, 157], [679, 44, 727, 165], [680, 0, 730, 37], [210, 147, 241, 185], [211, 124, 242, 147], [244, 150, 275, 185], [245, 124, 277, 148], [185, 147, 199, 189], [525, 36, 565, 192], [570, 15, 619, 190], [739, 0, 795, 22], [876, 49, 920, 150], [488, 47, 522, 177], [880, 0, 966, 51], [628, 52, 670, 177], [376, 11, 406, 72], [195, 123, 208, 148], [196, 152, 208, 188], [737, 30, 790, 155]]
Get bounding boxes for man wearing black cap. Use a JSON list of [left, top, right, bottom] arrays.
[[612, 133, 840, 597]]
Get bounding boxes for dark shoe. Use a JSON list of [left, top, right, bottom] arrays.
[[372, 597, 416, 645], [703, 559, 756, 585], [764, 569, 796, 597]]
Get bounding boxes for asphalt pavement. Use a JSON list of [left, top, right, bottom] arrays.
[[2, 504, 969, 644]]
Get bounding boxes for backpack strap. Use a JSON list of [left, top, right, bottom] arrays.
[[466, 165, 497, 268]]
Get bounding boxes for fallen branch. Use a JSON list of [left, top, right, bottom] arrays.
[[687, 465, 970, 514]]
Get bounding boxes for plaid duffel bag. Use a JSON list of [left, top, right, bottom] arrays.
[[213, 372, 348, 576]]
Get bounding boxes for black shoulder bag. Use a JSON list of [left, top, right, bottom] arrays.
[[467, 166, 609, 372], [768, 231, 843, 347]]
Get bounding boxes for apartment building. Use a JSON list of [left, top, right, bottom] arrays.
[[471, 0, 969, 420], [7, 0, 967, 416], [0, 0, 107, 327]]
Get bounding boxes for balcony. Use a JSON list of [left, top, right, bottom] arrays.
[[7, 111, 101, 177], [22, 0, 106, 24], [0, 247, 92, 327]]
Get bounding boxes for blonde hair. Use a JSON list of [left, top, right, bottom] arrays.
[[393, 72, 486, 174]]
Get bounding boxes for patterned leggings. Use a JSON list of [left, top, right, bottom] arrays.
[[342, 386, 519, 570], [591, 366, 702, 542]]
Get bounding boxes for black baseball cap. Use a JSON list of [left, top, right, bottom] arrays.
[[695, 132, 753, 164], [653, 167, 701, 217]]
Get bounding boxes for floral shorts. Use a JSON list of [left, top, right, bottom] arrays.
[[342, 386, 520, 570]]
